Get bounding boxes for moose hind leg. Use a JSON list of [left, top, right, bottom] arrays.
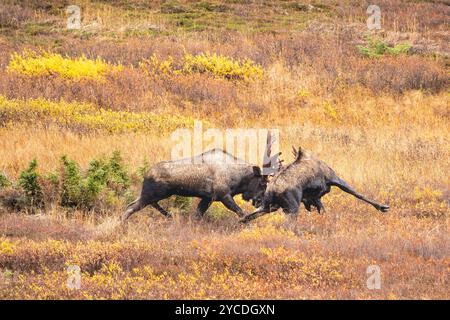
[[312, 198, 324, 213], [302, 198, 324, 214], [151, 202, 173, 218], [330, 178, 389, 212], [303, 199, 313, 212], [122, 197, 147, 221]]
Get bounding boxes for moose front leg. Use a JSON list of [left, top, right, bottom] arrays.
[[220, 194, 245, 217], [195, 197, 212, 218], [239, 204, 280, 223]]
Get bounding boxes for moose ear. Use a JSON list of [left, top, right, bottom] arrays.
[[252, 166, 262, 176]]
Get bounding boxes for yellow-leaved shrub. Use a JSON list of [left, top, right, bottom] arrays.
[[7, 51, 122, 81], [182, 52, 264, 81], [140, 52, 263, 81], [0, 95, 198, 134]]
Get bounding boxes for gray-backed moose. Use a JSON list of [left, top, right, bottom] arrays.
[[122, 145, 278, 221]]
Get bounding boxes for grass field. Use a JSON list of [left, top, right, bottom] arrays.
[[0, 0, 449, 299]]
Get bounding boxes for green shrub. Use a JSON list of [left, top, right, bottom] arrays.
[[0, 172, 11, 189], [60, 151, 130, 209], [207, 203, 232, 221], [137, 157, 151, 179], [107, 151, 130, 196], [358, 37, 411, 58], [172, 195, 192, 211], [18, 159, 42, 206], [60, 155, 84, 207], [44, 172, 59, 186], [83, 161, 107, 207], [1, 152, 131, 212]]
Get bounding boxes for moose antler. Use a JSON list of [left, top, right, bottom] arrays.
[[292, 146, 304, 162], [262, 130, 282, 176]]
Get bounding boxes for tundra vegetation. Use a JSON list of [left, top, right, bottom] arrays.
[[0, 0, 449, 299]]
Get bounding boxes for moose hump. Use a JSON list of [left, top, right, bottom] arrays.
[[174, 148, 246, 165]]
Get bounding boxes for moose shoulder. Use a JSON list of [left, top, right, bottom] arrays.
[[122, 149, 267, 221], [241, 147, 390, 223]]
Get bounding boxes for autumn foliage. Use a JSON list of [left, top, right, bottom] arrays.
[[0, 0, 448, 300]]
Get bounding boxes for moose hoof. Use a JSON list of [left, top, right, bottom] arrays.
[[121, 213, 131, 223], [379, 205, 390, 212], [239, 217, 250, 224]]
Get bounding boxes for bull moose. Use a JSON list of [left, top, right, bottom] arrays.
[[240, 146, 390, 223], [122, 139, 279, 221]]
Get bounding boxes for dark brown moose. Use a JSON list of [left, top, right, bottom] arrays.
[[240, 147, 390, 223]]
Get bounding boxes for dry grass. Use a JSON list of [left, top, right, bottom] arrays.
[[0, 0, 448, 300], [0, 210, 448, 299]]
